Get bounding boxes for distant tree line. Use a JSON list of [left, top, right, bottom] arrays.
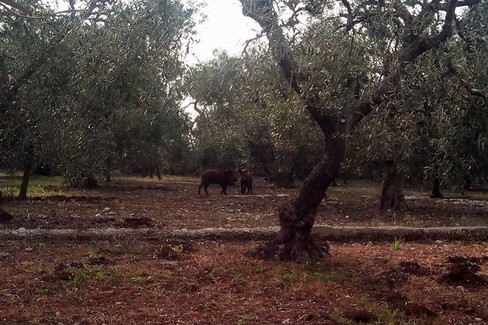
[[1, 0, 198, 196], [1, 0, 487, 200]]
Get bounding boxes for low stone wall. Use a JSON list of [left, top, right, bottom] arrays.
[[312, 225, 488, 241], [1, 225, 487, 242]]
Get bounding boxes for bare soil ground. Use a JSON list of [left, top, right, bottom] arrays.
[[0, 177, 487, 324], [2, 177, 488, 230]]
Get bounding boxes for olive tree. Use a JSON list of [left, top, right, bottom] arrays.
[[345, 2, 488, 198], [1, 0, 196, 192], [187, 51, 323, 184], [239, 0, 482, 261]]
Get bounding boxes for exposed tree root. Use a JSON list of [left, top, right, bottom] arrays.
[[252, 232, 330, 262]]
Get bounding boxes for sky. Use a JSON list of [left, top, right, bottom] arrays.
[[185, 0, 259, 64]]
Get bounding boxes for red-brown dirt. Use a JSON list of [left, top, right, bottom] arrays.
[[1, 177, 487, 230], [0, 177, 487, 324]]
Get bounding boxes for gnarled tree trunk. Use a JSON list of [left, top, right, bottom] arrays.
[[255, 130, 345, 261], [379, 160, 407, 216]]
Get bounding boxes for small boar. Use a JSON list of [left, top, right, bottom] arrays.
[[198, 169, 238, 196], [239, 169, 253, 194]]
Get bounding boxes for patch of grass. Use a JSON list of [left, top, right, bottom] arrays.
[[91, 265, 105, 281], [254, 264, 272, 273], [379, 308, 408, 324], [307, 270, 345, 282], [0, 185, 17, 197], [330, 311, 355, 325], [340, 179, 382, 189], [87, 248, 103, 259], [325, 193, 340, 201], [131, 274, 154, 284], [115, 175, 198, 184], [281, 270, 301, 284], [62, 263, 107, 287], [0, 175, 68, 197], [66, 266, 89, 287], [332, 298, 415, 325], [111, 243, 144, 255], [390, 237, 405, 250], [198, 302, 212, 310], [302, 262, 353, 283], [107, 266, 124, 280], [161, 175, 199, 184], [168, 244, 184, 258], [260, 262, 352, 287], [231, 269, 247, 280], [236, 318, 247, 325], [359, 298, 412, 325], [55, 259, 109, 287], [452, 192, 488, 201], [21, 261, 50, 276]]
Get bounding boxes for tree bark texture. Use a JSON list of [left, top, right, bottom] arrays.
[[240, 0, 478, 261], [255, 133, 345, 261]]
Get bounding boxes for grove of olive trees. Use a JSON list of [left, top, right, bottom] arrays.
[[1, 0, 486, 262], [1, 0, 196, 194]]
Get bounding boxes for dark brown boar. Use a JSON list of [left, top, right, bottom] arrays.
[[239, 169, 253, 194], [198, 169, 238, 196]]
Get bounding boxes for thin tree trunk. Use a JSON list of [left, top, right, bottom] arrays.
[[431, 176, 443, 198], [104, 156, 111, 182], [19, 152, 33, 200], [155, 163, 162, 180]]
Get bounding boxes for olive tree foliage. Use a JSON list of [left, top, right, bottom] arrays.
[[0, 0, 81, 196], [186, 53, 248, 170], [344, 2, 488, 192], [236, 0, 481, 261], [55, 0, 196, 184], [0, 0, 196, 190], [450, 2, 488, 187], [186, 51, 323, 185]]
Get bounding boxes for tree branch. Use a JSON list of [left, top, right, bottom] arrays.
[[13, 0, 101, 93], [346, 0, 473, 133], [240, 0, 334, 132], [442, 58, 487, 101], [340, 0, 355, 31], [0, 0, 30, 13]]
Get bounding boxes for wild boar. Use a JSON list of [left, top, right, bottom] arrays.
[[239, 169, 253, 194], [198, 169, 238, 196]]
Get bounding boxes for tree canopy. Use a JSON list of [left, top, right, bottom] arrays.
[[227, 0, 484, 261], [1, 0, 197, 190]]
